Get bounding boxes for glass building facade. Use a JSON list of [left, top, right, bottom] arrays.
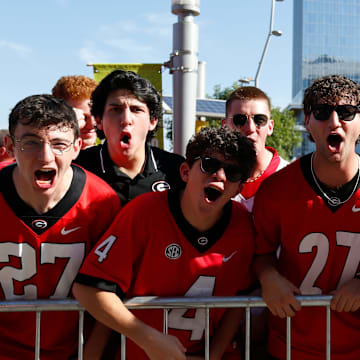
[[291, 0, 360, 156]]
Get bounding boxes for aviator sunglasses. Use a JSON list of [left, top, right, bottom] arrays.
[[194, 156, 243, 182], [231, 113, 269, 128], [311, 104, 360, 121]]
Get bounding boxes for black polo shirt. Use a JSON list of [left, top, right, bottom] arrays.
[[74, 141, 185, 205]]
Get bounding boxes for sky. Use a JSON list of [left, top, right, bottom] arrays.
[[0, 0, 293, 129]]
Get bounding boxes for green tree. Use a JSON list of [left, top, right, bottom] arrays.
[[211, 82, 239, 100], [267, 107, 302, 161]]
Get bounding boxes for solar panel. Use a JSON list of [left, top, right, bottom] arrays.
[[163, 96, 225, 118]]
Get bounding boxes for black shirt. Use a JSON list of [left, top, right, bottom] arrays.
[[74, 141, 185, 205]]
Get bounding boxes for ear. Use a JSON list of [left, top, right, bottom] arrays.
[[179, 161, 191, 183], [267, 119, 274, 136], [5, 135, 15, 158], [237, 182, 244, 193], [95, 116, 103, 130], [149, 117, 158, 131], [71, 137, 82, 160]]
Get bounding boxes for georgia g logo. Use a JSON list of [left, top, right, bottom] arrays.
[[152, 180, 170, 192], [31, 219, 48, 229], [165, 243, 182, 260]]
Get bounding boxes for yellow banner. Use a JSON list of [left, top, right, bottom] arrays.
[[91, 63, 163, 148]]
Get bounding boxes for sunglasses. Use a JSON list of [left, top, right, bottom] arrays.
[[194, 156, 243, 182], [231, 113, 269, 128], [311, 104, 360, 121]]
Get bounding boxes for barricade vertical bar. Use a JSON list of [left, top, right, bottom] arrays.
[[35, 311, 41, 360], [121, 334, 126, 360], [78, 310, 84, 360], [326, 305, 331, 360], [286, 316, 291, 360], [163, 308, 169, 334], [205, 307, 210, 360], [245, 307, 250, 360]]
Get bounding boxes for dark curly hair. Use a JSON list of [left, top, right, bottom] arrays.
[[226, 86, 271, 115], [303, 75, 360, 115], [91, 70, 162, 139], [185, 126, 256, 182], [9, 94, 79, 138]]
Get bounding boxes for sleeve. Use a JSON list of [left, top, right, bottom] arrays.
[[76, 196, 146, 298], [252, 177, 282, 255]]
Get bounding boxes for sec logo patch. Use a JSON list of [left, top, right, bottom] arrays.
[[165, 243, 182, 260], [152, 180, 170, 192]]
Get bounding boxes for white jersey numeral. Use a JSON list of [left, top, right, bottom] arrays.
[[0, 242, 85, 300], [94, 235, 117, 263], [299, 232, 360, 294], [168, 276, 216, 341]]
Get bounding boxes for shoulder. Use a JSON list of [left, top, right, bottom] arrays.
[[74, 144, 102, 172], [150, 146, 185, 166]]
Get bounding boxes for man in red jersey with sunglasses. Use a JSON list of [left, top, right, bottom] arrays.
[[253, 75, 360, 360], [73, 126, 257, 360], [222, 86, 288, 212]]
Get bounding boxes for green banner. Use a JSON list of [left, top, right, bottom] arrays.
[[92, 63, 163, 149]]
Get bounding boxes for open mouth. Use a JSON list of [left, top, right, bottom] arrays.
[[35, 169, 56, 188], [327, 134, 343, 152], [120, 133, 131, 145], [204, 187, 222, 202]]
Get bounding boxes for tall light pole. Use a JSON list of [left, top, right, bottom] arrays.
[[254, 0, 284, 88], [169, 0, 200, 156]]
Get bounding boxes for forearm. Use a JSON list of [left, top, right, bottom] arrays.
[[209, 308, 244, 360], [83, 321, 112, 360], [252, 252, 279, 285]]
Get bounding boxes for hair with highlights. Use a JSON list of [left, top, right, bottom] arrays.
[[52, 75, 98, 101], [185, 126, 256, 182], [226, 86, 271, 115], [9, 94, 79, 138]]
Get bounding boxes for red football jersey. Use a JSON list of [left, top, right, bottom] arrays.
[[78, 190, 255, 359], [0, 164, 121, 360], [233, 146, 288, 212], [253, 155, 360, 360]]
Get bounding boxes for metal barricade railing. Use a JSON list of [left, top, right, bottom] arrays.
[[0, 295, 333, 360]]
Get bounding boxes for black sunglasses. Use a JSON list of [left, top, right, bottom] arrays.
[[311, 104, 360, 121], [232, 113, 269, 128], [194, 156, 243, 182]]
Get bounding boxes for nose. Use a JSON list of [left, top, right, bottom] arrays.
[[214, 167, 227, 182], [37, 142, 55, 162], [120, 107, 134, 126], [84, 114, 96, 129], [242, 116, 257, 134], [328, 110, 341, 128]]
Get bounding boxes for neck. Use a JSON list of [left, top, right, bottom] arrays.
[[180, 190, 223, 232], [312, 152, 359, 189], [249, 147, 273, 180]]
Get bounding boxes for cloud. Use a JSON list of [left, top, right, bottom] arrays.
[[0, 40, 32, 57], [79, 12, 174, 64]]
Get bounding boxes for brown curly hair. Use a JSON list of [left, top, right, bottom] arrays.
[[52, 75, 98, 101], [303, 75, 360, 115]]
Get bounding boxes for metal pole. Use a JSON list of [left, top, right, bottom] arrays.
[[171, 1, 200, 156], [254, 0, 276, 88]]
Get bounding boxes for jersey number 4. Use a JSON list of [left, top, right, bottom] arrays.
[[299, 232, 360, 294], [168, 276, 216, 341], [0, 242, 85, 300]]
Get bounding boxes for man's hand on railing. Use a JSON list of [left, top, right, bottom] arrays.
[[330, 278, 360, 312], [142, 330, 186, 360], [260, 270, 302, 318]]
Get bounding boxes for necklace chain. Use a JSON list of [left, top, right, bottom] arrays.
[[310, 153, 360, 206], [246, 169, 265, 183]]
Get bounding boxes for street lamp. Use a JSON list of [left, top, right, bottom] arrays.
[[254, 0, 284, 88], [169, 0, 200, 156]]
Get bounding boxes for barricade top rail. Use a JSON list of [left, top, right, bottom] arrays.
[[0, 295, 334, 312]]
